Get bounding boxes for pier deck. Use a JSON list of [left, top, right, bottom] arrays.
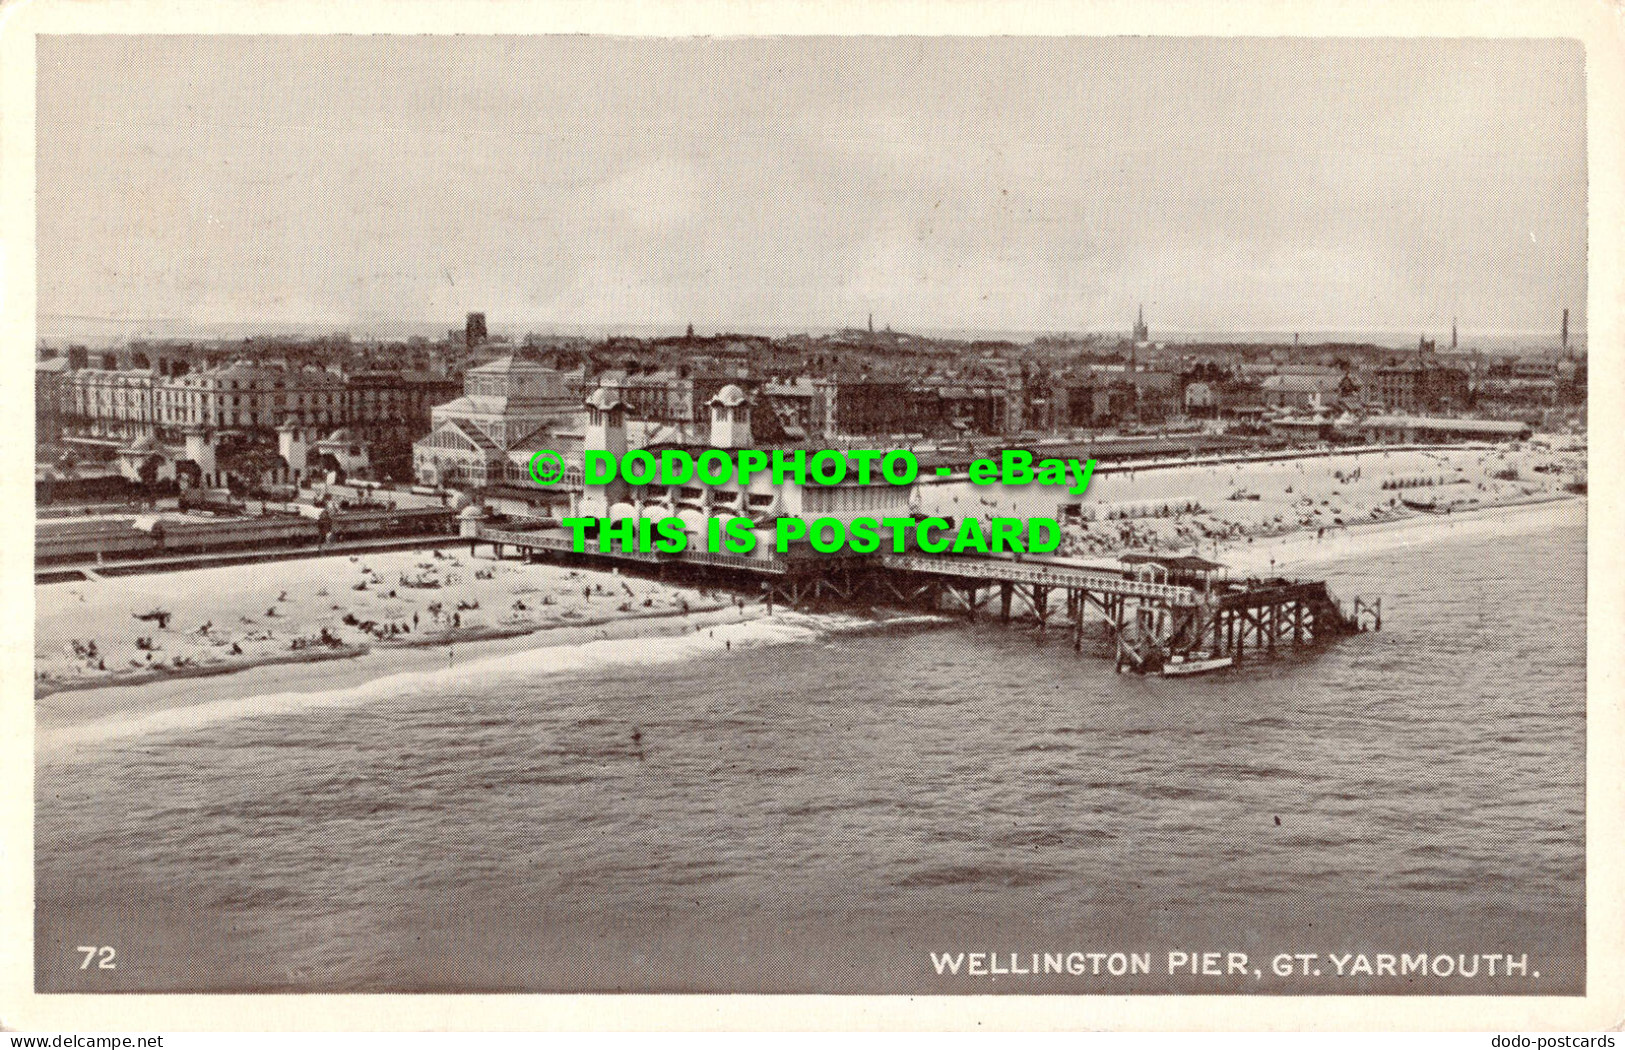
[[472, 520, 1374, 671], [880, 553, 1200, 604]]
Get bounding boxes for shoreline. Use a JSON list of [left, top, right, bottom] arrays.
[[34, 544, 748, 706], [36, 601, 787, 748], [37, 604, 959, 759], [1209, 491, 1581, 575], [32, 599, 737, 700], [34, 493, 1581, 737], [34, 643, 371, 700], [36, 442, 1584, 713]]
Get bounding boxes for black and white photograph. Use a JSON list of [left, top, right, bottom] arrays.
[[8, 4, 1618, 1030]]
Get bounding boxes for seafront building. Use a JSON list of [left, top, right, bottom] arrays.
[[1371, 363, 1471, 415], [38, 303, 1583, 500], [411, 355, 586, 489], [571, 381, 911, 537], [1259, 373, 1357, 412], [35, 357, 70, 444], [49, 357, 458, 487]]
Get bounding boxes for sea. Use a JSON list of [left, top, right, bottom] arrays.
[[35, 504, 1586, 994]]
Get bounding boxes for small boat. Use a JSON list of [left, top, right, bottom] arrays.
[[1159, 652, 1234, 677]]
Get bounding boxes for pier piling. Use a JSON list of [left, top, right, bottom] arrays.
[[472, 521, 1371, 674]]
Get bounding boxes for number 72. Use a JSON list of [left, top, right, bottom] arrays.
[[76, 946, 116, 970]]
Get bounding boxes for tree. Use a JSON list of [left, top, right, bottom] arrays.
[[138, 454, 162, 487], [221, 446, 284, 488]]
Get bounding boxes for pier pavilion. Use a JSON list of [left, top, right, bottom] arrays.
[[464, 380, 1375, 672]]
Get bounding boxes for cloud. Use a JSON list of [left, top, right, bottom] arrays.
[[578, 157, 707, 235], [35, 37, 1586, 335]]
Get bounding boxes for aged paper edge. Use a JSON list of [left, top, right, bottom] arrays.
[[1, 0, 1620, 1032]]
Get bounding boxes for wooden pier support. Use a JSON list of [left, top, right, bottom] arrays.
[[470, 522, 1372, 674]]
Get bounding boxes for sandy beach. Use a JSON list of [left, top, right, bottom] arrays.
[[34, 444, 1588, 997], [36, 439, 1584, 706], [35, 544, 752, 699], [920, 440, 1585, 569]]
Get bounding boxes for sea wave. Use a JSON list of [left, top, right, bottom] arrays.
[[40, 610, 941, 760]]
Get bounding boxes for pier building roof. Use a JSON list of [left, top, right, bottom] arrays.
[[1118, 553, 1227, 572], [467, 355, 557, 375], [639, 441, 912, 486], [1361, 415, 1529, 435], [709, 383, 749, 407], [431, 394, 517, 415], [586, 386, 631, 411]]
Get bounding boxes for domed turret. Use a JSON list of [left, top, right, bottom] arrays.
[[457, 501, 486, 538], [585, 385, 630, 458], [708, 384, 752, 448]]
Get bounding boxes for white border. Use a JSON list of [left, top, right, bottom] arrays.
[[2, 0, 1620, 1031]]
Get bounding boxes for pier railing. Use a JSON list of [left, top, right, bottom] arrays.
[[477, 525, 666, 564], [676, 548, 790, 575], [476, 523, 791, 574], [477, 525, 575, 551], [479, 523, 1279, 608], [879, 554, 1201, 604]]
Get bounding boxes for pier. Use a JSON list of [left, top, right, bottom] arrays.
[[473, 519, 1377, 672]]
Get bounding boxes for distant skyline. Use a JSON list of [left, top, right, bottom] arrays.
[[38, 36, 1586, 339]]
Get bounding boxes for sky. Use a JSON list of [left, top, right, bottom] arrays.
[[36, 35, 1587, 339]]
